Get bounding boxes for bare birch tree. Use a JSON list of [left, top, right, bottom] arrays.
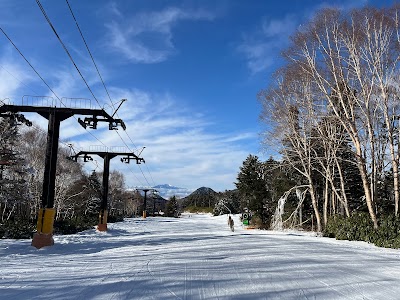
[[260, 66, 323, 232], [260, 5, 400, 228], [281, 8, 397, 228]]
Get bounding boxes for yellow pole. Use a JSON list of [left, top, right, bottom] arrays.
[[97, 209, 108, 231], [31, 208, 55, 249]]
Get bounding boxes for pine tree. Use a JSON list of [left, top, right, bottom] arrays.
[[235, 155, 270, 226], [165, 196, 179, 217]]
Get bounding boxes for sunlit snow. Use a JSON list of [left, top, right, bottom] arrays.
[[2, 213, 400, 299]]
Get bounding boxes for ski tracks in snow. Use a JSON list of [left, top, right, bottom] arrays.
[[3, 215, 400, 299]]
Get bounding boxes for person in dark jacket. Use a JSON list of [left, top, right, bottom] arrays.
[[228, 215, 234, 232]]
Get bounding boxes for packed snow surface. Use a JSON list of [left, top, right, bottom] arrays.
[[2, 213, 400, 299]]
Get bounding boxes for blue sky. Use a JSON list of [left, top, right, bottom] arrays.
[[0, 0, 393, 192]]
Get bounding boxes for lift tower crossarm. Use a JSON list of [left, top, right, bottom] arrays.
[[70, 151, 144, 164], [0, 104, 126, 129]]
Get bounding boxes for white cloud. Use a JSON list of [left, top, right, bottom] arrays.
[[237, 1, 370, 74], [107, 1, 123, 18], [56, 88, 255, 191], [105, 6, 214, 63], [0, 46, 38, 99], [0, 3, 258, 192], [237, 14, 298, 74], [261, 15, 297, 38], [0, 65, 24, 99]]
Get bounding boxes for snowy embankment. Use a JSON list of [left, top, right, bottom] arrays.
[[2, 214, 400, 299]]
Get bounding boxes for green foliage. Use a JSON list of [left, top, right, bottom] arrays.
[[181, 187, 217, 209], [235, 155, 270, 222], [235, 155, 295, 226], [213, 190, 241, 216], [185, 206, 213, 214], [0, 218, 35, 239], [373, 215, 400, 248], [323, 213, 400, 249], [165, 196, 179, 217], [53, 215, 97, 235]]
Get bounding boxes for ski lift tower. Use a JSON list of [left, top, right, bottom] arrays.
[[69, 147, 144, 231], [135, 188, 158, 218], [0, 96, 127, 248]]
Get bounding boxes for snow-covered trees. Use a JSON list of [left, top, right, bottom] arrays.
[[213, 190, 241, 216], [0, 118, 29, 222], [107, 170, 126, 216], [234, 155, 299, 228]]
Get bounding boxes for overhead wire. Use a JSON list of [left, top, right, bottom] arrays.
[[65, 0, 141, 152], [65, 0, 156, 187], [0, 6, 155, 190], [65, 0, 113, 110], [0, 27, 107, 170], [36, 0, 151, 186], [65, 0, 142, 153], [144, 163, 156, 186], [36, 0, 103, 110], [114, 129, 151, 186], [0, 64, 100, 171], [1, 24, 150, 189], [0, 27, 60, 102]]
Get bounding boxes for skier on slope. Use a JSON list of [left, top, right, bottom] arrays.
[[228, 215, 234, 232]]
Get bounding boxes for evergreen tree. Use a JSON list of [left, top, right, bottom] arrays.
[[337, 141, 364, 213], [165, 196, 179, 217], [263, 157, 298, 222], [235, 155, 270, 226]]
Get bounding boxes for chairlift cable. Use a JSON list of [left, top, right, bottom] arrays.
[[0, 27, 109, 165], [36, 0, 103, 110], [65, 1, 155, 186]]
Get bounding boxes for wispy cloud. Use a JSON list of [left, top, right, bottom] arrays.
[[0, 2, 261, 192], [237, 14, 298, 74], [107, 2, 123, 18], [60, 88, 255, 190], [0, 56, 256, 190], [104, 6, 214, 63], [0, 47, 37, 99], [237, 0, 372, 75]]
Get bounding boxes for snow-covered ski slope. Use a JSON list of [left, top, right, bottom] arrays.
[[2, 213, 400, 299]]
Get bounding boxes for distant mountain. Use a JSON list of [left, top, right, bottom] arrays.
[[153, 184, 181, 190], [189, 187, 216, 196], [153, 184, 193, 199], [181, 187, 218, 208]]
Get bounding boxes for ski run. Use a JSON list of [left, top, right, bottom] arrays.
[[2, 213, 400, 299]]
